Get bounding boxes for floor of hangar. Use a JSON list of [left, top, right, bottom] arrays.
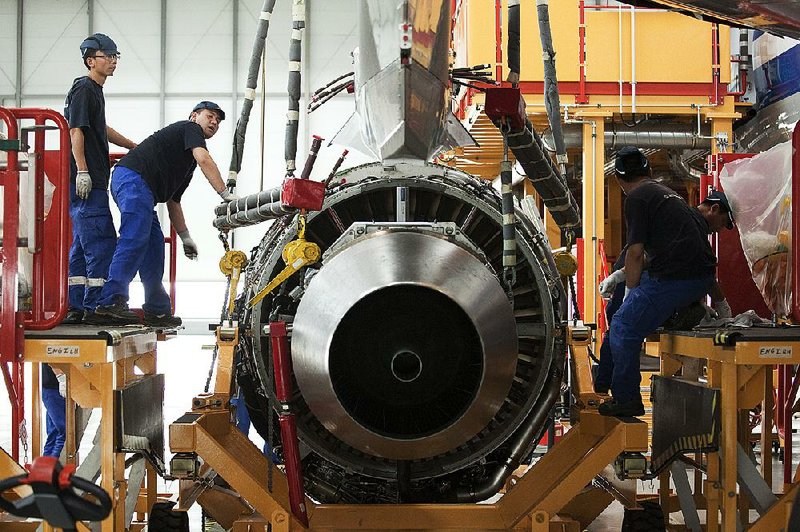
[[0, 333, 797, 530]]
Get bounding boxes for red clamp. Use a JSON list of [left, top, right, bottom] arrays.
[[484, 87, 527, 131]]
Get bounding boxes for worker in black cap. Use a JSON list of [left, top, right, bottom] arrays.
[[93, 101, 236, 326], [595, 187, 735, 398], [597, 146, 732, 417], [63, 33, 137, 324]]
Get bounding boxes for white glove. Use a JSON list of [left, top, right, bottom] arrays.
[[599, 269, 626, 300], [713, 298, 733, 319], [57, 373, 67, 398], [178, 230, 198, 259], [219, 190, 237, 202], [75, 171, 92, 200]]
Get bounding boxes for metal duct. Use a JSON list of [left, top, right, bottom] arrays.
[[542, 121, 712, 150], [506, 119, 581, 228]]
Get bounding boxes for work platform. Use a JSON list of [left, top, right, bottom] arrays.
[[658, 326, 800, 531], [18, 325, 174, 531]]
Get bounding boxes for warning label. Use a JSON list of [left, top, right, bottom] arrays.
[[759, 346, 792, 358], [46, 345, 80, 357]]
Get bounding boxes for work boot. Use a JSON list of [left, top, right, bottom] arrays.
[[93, 300, 141, 325], [61, 308, 84, 325], [598, 398, 645, 417], [82, 311, 105, 326], [143, 311, 182, 328], [593, 382, 610, 395]]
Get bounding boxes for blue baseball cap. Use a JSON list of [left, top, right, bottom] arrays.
[[192, 101, 225, 121], [702, 190, 734, 229], [80, 33, 118, 58], [614, 146, 650, 177]]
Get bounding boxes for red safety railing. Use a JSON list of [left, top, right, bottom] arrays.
[[1, 107, 71, 461]]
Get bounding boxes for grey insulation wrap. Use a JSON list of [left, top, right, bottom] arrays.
[[285, 0, 305, 174], [507, 1, 520, 77], [500, 161, 517, 268], [229, 0, 277, 182], [507, 119, 580, 228], [214, 201, 296, 230], [536, 0, 567, 164], [213, 185, 283, 217]]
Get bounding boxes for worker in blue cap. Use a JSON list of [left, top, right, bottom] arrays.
[[93, 102, 236, 326], [62, 33, 137, 324], [597, 147, 732, 417]]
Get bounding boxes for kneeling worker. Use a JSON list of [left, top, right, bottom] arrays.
[[599, 146, 731, 417], [94, 101, 236, 326]]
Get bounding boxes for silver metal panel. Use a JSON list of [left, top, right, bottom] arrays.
[[736, 443, 778, 515], [292, 230, 518, 460], [671, 461, 702, 532], [336, 0, 455, 161]]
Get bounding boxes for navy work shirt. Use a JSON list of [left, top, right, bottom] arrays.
[[118, 121, 207, 203], [41, 364, 59, 390], [64, 77, 110, 188], [624, 180, 716, 280]]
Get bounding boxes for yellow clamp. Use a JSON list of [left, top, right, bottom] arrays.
[[553, 250, 578, 278], [248, 224, 320, 308], [219, 250, 248, 316]]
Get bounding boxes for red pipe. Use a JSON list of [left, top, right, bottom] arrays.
[[168, 227, 177, 315], [783, 366, 793, 485], [0, 106, 21, 460], [727, 67, 748, 99], [494, 0, 502, 82], [269, 321, 309, 527], [597, 239, 609, 336], [710, 24, 721, 104], [576, 237, 584, 320], [31, 116, 46, 324], [577, 1, 588, 104], [792, 122, 800, 323]]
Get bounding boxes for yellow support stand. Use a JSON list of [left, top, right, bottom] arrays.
[[24, 329, 160, 531]]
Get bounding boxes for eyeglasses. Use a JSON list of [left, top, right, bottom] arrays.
[[90, 53, 120, 61]]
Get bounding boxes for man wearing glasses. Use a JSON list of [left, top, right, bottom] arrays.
[[63, 33, 137, 324], [93, 101, 236, 326]]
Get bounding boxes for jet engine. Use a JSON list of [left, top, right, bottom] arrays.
[[234, 160, 566, 503]]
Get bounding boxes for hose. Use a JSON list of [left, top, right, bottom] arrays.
[[536, 0, 568, 176], [229, 0, 278, 188], [284, 0, 305, 176]]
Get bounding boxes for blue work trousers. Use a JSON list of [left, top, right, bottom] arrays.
[[232, 393, 280, 462], [609, 272, 714, 403], [68, 182, 116, 312], [594, 281, 625, 392], [42, 387, 66, 458], [96, 166, 171, 314]]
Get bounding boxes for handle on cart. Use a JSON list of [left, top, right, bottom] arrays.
[[0, 456, 112, 528]]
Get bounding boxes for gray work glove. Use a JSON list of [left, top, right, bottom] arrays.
[[178, 229, 198, 259], [75, 171, 92, 200], [599, 268, 626, 300], [713, 298, 733, 319], [219, 190, 237, 202]]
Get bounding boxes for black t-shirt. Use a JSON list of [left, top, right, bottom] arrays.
[[624, 180, 716, 279], [118, 121, 207, 203], [64, 76, 110, 188], [41, 364, 58, 390]]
